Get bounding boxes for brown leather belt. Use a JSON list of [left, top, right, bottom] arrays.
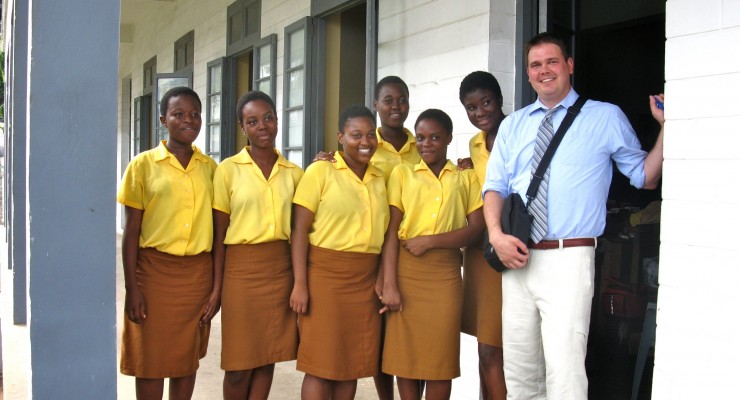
[[529, 238, 596, 250]]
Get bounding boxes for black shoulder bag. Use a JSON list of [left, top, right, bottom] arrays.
[[484, 96, 587, 272]]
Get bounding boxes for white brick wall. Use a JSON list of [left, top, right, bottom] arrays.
[[490, 0, 517, 115], [378, 0, 491, 163], [654, 1, 740, 398]]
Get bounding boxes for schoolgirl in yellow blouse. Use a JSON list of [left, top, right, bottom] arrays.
[[380, 109, 485, 400], [118, 87, 218, 400], [290, 105, 389, 400], [213, 91, 303, 400]]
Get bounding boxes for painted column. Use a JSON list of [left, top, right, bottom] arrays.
[[8, 0, 29, 326], [25, 0, 119, 397]]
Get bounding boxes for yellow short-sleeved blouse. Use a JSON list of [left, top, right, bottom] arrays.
[[469, 131, 490, 185], [212, 147, 303, 245], [293, 152, 389, 254], [117, 141, 217, 255], [388, 160, 483, 240]]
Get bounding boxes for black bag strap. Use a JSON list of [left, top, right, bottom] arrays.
[[525, 96, 587, 204]]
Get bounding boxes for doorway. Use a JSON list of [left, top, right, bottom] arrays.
[[547, 1, 666, 399], [321, 2, 367, 152], [233, 50, 254, 154]]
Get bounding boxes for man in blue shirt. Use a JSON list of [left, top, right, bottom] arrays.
[[482, 32, 664, 399]]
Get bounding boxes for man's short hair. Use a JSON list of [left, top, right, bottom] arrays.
[[525, 32, 570, 63]]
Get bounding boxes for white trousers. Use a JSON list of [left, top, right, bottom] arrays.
[[502, 246, 595, 400]]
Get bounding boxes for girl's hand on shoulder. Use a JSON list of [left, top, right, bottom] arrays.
[[402, 236, 433, 256], [312, 151, 336, 163], [457, 157, 474, 170], [125, 287, 147, 324], [200, 290, 221, 327], [379, 284, 402, 314], [290, 283, 309, 314]]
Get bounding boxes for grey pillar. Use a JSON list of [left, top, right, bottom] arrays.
[[26, 0, 119, 397], [10, 0, 29, 325]]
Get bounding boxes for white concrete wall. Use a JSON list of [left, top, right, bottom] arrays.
[[653, 1, 740, 398], [490, 0, 517, 115], [378, 0, 492, 163]]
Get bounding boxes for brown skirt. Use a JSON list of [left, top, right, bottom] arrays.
[[382, 247, 463, 380], [120, 248, 212, 378], [296, 246, 381, 380], [221, 241, 298, 371], [461, 245, 503, 347]]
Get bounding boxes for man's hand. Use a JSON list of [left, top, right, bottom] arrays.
[[649, 94, 665, 125], [489, 230, 529, 269]]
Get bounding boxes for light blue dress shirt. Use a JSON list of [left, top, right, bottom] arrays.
[[482, 89, 647, 239]]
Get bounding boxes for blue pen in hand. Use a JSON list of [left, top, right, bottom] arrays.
[[653, 96, 664, 110]]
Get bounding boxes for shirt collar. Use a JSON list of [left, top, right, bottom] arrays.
[[233, 146, 296, 168], [471, 131, 486, 148], [413, 159, 455, 175], [376, 127, 415, 152], [334, 152, 384, 180], [153, 140, 209, 163], [529, 88, 580, 116]]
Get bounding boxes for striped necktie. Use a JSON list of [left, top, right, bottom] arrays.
[[529, 106, 562, 243]]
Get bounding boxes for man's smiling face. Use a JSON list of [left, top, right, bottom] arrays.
[[527, 42, 574, 108]]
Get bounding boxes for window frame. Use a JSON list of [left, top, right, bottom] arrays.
[[133, 95, 151, 154], [142, 56, 157, 95], [226, 0, 262, 57], [206, 58, 229, 162], [252, 34, 277, 99], [174, 30, 195, 74], [282, 18, 315, 168]]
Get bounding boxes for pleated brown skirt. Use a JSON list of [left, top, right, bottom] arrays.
[[221, 241, 298, 371], [296, 245, 381, 381], [120, 248, 212, 378], [461, 245, 503, 347], [382, 247, 463, 380]]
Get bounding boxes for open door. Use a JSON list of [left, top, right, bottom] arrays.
[[542, 1, 665, 398]]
